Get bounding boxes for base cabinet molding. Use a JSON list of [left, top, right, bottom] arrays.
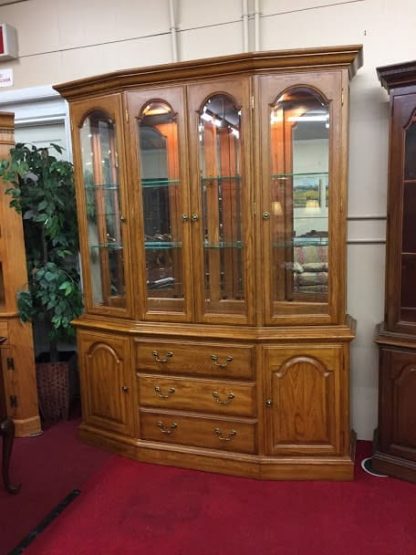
[[56, 46, 363, 480], [373, 61, 416, 483]]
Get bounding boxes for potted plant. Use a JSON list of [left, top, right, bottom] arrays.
[[0, 143, 83, 421]]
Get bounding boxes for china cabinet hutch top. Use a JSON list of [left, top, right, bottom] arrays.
[[55, 45, 363, 333]]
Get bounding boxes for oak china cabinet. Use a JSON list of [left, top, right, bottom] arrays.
[[0, 113, 41, 437], [55, 45, 362, 480], [373, 61, 416, 483]]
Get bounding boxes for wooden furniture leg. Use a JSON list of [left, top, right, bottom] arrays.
[[0, 417, 20, 493]]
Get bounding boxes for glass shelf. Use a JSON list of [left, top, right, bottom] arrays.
[[144, 241, 182, 250], [85, 183, 119, 190], [201, 176, 241, 182], [273, 238, 328, 248], [203, 241, 244, 249], [147, 277, 176, 289], [90, 242, 123, 250], [141, 178, 180, 188], [272, 172, 328, 179]]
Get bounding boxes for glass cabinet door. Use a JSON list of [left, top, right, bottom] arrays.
[[401, 110, 416, 324], [386, 93, 416, 333], [259, 73, 342, 324], [71, 95, 132, 315], [127, 87, 192, 320], [187, 79, 253, 324]]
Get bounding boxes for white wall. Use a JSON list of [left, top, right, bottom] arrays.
[[0, 0, 413, 439]]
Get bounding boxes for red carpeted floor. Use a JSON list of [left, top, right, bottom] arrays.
[[0, 418, 112, 555], [8, 433, 413, 555]]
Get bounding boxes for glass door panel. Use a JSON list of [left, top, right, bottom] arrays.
[[400, 115, 416, 323], [79, 111, 127, 310], [269, 87, 329, 305], [196, 92, 248, 319], [259, 72, 341, 324], [134, 93, 190, 318]]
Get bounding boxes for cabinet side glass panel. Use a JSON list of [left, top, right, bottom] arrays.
[[198, 94, 245, 314], [401, 115, 416, 322], [80, 112, 126, 308], [269, 87, 329, 304], [138, 101, 185, 307]]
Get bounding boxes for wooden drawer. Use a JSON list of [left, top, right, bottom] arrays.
[[138, 374, 256, 417], [140, 409, 257, 454], [136, 339, 254, 379]]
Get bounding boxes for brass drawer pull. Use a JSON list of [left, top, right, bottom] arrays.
[[154, 385, 176, 399], [152, 350, 173, 363], [210, 354, 233, 368], [212, 391, 235, 405], [214, 428, 237, 441], [157, 421, 178, 435]]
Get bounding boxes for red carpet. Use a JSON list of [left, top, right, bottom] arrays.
[[25, 445, 416, 555], [0, 419, 112, 554]]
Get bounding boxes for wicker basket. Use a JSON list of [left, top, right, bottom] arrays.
[[36, 361, 70, 422]]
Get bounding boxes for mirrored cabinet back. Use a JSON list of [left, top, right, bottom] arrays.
[[55, 45, 363, 480]]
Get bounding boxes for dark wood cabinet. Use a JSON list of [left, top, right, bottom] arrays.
[[55, 45, 362, 480], [373, 61, 416, 482]]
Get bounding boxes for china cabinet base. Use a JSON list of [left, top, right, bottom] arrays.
[[76, 318, 355, 481], [373, 327, 416, 483]]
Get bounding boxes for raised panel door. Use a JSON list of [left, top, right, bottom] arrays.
[[78, 330, 134, 436], [378, 347, 416, 462], [264, 344, 342, 455]]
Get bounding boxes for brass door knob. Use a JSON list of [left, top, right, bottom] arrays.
[[265, 399, 273, 407]]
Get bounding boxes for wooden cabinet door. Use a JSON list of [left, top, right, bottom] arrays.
[[263, 344, 344, 456], [378, 347, 416, 461], [78, 330, 135, 436], [186, 77, 254, 325], [257, 71, 346, 326]]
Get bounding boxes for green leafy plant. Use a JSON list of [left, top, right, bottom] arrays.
[[0, 143, 83, 362]]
